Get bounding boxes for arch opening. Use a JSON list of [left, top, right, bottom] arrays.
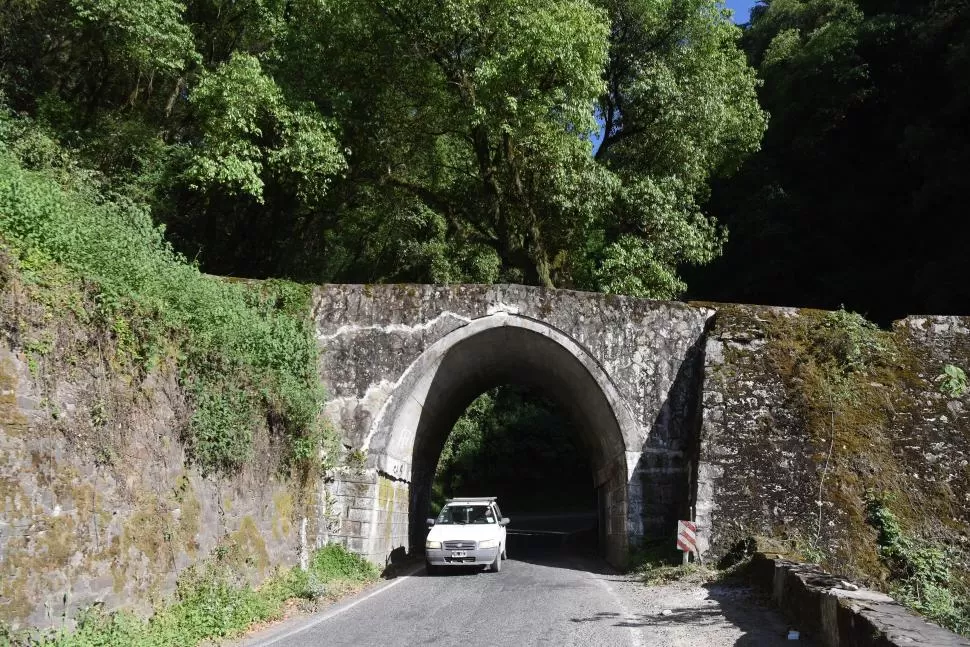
[[430, 384, 600, 558], [367, 315, 637, 566]]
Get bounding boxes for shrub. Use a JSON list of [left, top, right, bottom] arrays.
[[939, 364, 968, 398], [0, 545, 378, 647], [865, 492, 970, 636], [0, 112, 330, 473]]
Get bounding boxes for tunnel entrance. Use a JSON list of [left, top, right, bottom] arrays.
[[364, 314, 638, 566], [429, 385, 599, 558]]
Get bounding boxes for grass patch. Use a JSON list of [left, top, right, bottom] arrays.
[[636, 562, 717, 586], [0, 110, 333, 474], [627, 539, 720, 585], [0, 545, 378, 647]]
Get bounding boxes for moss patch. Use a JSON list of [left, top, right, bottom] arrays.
[[172, 475, 201, 555], [0, 355, 28, 438], [714, 305, 970, 630], [0, 535, 34, 625], [272, 491, 293, 541], [227, 516, 270, 581]]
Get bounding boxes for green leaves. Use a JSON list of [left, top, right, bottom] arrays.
[[186, 54, 345, 202], [866, 492, 970, 635], [586, 0, 765, 296], [70, 0, 199, 73], [1, 0, 766, 297], [0, 118, 330, 474], [939, 364, 969, 399]]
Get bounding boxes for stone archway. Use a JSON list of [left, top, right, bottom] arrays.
[[357, 313, 637, 565], [315, 284, 713, 568]]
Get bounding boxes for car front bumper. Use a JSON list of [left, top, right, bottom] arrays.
[[426, 546, 499, 566]]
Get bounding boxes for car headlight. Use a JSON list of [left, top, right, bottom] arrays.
[[478, 539, 498, 549], [425, 540, 441, 549]]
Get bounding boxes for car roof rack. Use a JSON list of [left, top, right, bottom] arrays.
[[445, 496, 497, 503]]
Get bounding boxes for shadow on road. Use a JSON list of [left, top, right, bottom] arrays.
[[703, 580, 810, 646], [565, 579, 810, 646]]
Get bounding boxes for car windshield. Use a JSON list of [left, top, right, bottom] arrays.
[[437, 505, 495, 525]]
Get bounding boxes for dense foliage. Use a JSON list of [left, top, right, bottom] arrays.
[[0, 111, 330, 474], [0, 0, 764, 299], [689, 0, 970, 321], [432, 386, 595, 513]]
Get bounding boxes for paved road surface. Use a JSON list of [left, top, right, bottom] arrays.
[[241, 557, 809, 647]]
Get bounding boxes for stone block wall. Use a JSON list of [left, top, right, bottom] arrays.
[[327, 469, 409, 564], [694, 305, 820, 557], [0, 343, 317, 630], [5, 275, 969, 632], [695, 305, 970, 574], [750, 554, 970, 646], [314, 284, 713, 563]]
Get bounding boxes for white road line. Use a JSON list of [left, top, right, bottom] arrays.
[[251, 569, 417, 647]]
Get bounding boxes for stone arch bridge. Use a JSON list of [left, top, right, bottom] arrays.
[[315, 284, 717, 566]]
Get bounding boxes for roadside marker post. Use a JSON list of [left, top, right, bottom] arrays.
[[677, 520, 697, 565]]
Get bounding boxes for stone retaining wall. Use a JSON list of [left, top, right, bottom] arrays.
[[0, 344, 319, 630], [750, 554, 970, 646]]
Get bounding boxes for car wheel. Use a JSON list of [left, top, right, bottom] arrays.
[[491, 553, 502, 573], [426, 561, 437, 576]]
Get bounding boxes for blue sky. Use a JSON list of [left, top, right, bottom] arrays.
[[725, 0, 759, 24]]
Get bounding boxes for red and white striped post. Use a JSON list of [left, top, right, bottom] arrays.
[[676, 520, 697, 565]]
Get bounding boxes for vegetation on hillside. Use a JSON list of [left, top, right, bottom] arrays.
[[866, 493, 970, 635], [690, 0, 970, 321], [0, 110, 332, 474]]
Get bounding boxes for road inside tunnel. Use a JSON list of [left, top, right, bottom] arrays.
[[426, 384, 602, 561]]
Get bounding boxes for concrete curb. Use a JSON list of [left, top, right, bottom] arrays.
[[749, 554, 970, 646]]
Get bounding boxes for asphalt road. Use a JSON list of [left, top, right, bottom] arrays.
[[241, 556, 808, 647]]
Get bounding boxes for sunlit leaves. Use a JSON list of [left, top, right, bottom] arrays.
[[70, 0, 199, 73], [186, 53, 344, 202], [0, 0, 765, 298]]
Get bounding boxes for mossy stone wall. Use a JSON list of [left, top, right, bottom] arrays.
[[0, 344, 319, 630], [696, 304, 970, 587]]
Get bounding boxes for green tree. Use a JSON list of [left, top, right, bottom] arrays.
[[1, 0, 764, 298], [298, 0, 765, 295], [690, 0, 970, 320]]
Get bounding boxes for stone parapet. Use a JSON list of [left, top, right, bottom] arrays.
[[750, 554, 970, 647]]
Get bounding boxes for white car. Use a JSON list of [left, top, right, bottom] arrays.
[[425, 497, 509, 574]]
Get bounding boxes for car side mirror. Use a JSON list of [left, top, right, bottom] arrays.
[[500, 517, 510, 526], [426, 518, 435, 527]]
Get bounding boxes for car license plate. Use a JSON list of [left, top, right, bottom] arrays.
[[451, 550, 467, 558]]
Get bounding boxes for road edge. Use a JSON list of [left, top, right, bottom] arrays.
[[235, 561, 425, 647]]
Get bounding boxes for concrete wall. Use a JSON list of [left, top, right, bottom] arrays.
[[313, 284, 713, 566]]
